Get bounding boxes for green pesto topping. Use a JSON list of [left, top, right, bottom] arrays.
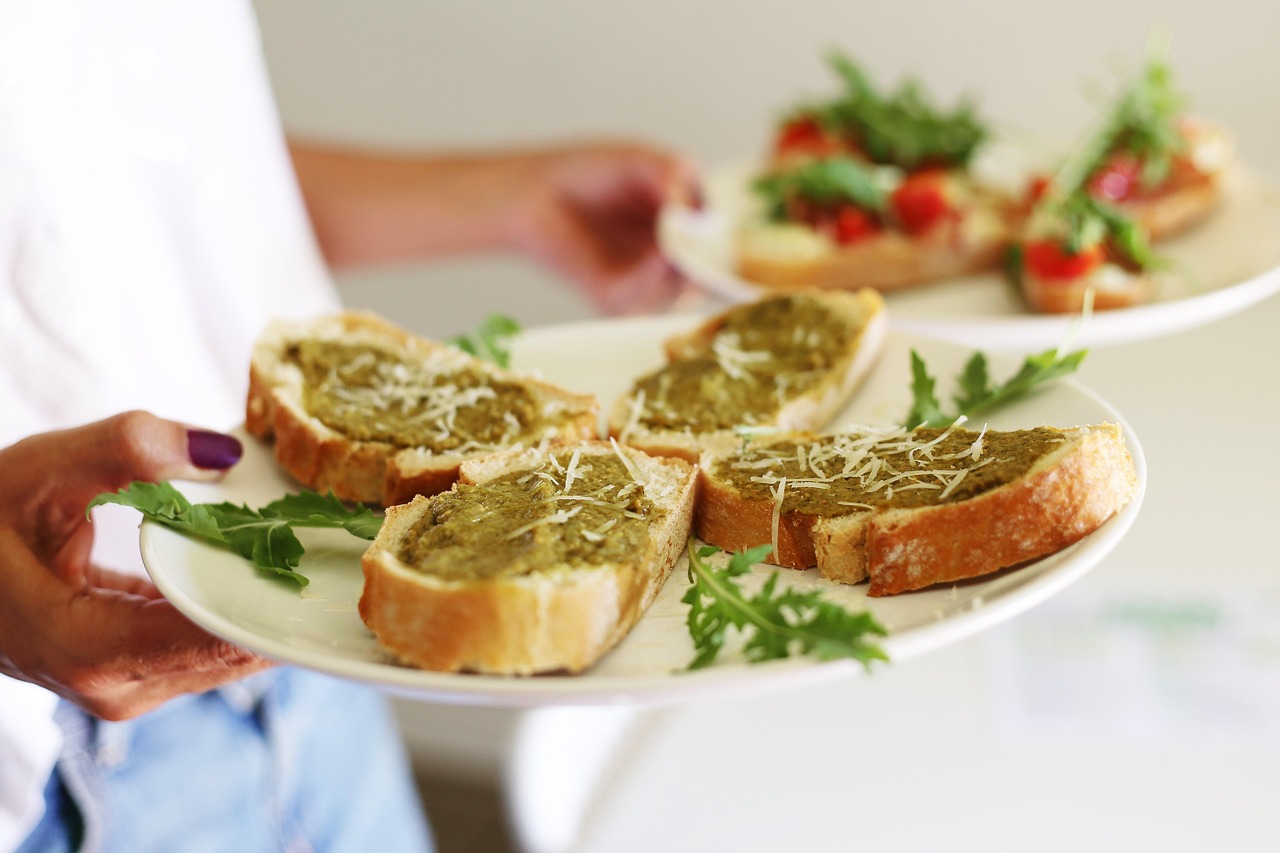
[[716, 426, 1064, 514], [290, 339, 540, 452], [397, 452, 660, 581], [631, 295, 860, 433]]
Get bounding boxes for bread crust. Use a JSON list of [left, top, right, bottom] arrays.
[[245, 311, 599, 505], [1117, 171, 1223, 242], [1020, 266, 1156, 314], [736, 182, 1015, 293], [359, 442, 698, 674], [1114, 118, 1234, 243], [608, 290, 887, 462], [696, 424, 1138, 596]]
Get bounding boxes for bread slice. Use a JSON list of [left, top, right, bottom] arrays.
[[608, 290, 886, 463], [735, 176, 1014, 293], [1096, 117, 1235, 243], [359, 440, 697, 674], [1019, 263, 1156, 314], [246, 311, 598, 505], [697, 423, 1138, 596]]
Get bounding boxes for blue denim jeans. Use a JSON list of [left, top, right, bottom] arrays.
[[16, 668, 432, 852]]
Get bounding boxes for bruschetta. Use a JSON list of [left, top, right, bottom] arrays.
[[737, 53, 1014, 293], [697, 422, 1139, 596]]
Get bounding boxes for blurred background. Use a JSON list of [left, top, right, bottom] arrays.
[[250, 2, 1280, 851]]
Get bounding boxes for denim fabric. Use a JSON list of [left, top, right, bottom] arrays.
[[16, 669, 432, 853]]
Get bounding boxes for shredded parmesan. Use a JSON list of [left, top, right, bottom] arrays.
[[620, 389, 646, 441], [711, 331, 772, 381], [562, 448, 583, 493], [505, 505, 583, 539], [769, 478, 786, 562]]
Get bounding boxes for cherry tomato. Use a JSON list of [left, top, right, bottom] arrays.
[[832, 206, 881, 245], [891, 170, 951, 234], [1023, 239, 1105, 281], [774, 116, 841, 159], [1088, 154, 1142, 202], [1025, 175, 1053, 207]]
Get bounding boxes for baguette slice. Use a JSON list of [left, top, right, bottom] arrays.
[[359, 441, 697, 674], [609, 290, 886, 463], [736, 177, 1015, 293], [1019, 263, 1156, 314], [1089, 117, 1234, 243], [697, 423, 1138, 596], [246, 311, 598, 505]]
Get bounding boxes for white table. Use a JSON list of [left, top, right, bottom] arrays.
[[499, 291, 1280, 852]]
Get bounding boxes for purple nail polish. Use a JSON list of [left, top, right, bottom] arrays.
[[187, 430, 243, 470]]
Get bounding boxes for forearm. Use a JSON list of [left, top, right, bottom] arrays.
[[288, 140, 536, 269]]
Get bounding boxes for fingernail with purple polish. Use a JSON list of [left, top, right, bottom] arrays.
[[188, 430, 243, 470]]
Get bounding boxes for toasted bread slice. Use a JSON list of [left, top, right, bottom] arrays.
[[1096, 117, 1235, 243], [697, 423, 1138, 596], [1019, 263, 1157, 314], [736, 177, 1014, 293], [246, 311, 598, 505], [608, 290, 886, 463], [359, 441, 697, 674]]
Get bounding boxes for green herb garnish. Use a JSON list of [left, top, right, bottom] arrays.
[[682, 541, 889, 671], [1056, 47, 1187, 200], [754, 157, 889, 220], [89, 481, 382, 586], [904, 347, 1087, 429], [811, 51, 988, 170], [448, 313, 522, 368]]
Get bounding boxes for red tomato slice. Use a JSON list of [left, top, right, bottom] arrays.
[[1023, 239, 1104, 281], [774, 116, 841, 159], [891, 171, 952, 235], [832, 206, 881, 245], [1088, 154, 1143, 202], [1025, 175, 1053, 207]]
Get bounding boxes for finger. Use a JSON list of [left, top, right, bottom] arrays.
[[598, 253, 691, 316], [5, 541, 273, 720], [83, 565, 169, 600], [64, 411, 244, 506], [64, 586, 275, 720], [6, 412, 242, 512], [1, 412, 244, 578]]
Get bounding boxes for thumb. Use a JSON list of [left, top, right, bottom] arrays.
[[33, 411, 243, 510]]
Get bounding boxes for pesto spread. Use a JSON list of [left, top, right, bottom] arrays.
[[397, 451, 661, 581], [290, 339, 540, 452], [631, 294, 860, 432], [717, 426, 1064, 514]]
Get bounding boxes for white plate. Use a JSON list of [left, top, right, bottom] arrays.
[[660, 159, 1280, 352], [140, 315, 1146, 707]]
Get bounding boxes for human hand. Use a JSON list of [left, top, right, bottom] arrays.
[[504, 141, 703, 315], [0, 411, 274, 720]]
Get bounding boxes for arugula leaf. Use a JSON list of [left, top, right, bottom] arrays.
[[754, 157, 889, 220], [821, 51, 988, 169], [1054, 46, 1187, 201], [905, 347, 1088, 429], [1052, 193, 1160, 271], [88, 482, 383, 586], [682, 541, 888, 671], [448, 314, 522, 368]]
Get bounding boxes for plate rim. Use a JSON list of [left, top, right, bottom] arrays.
[[139, 316, 1147, 708], [660, 158, 1280, 351]]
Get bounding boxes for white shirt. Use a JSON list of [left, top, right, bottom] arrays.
[[0, 2, 337, 847]]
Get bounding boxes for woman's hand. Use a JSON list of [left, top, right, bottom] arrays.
[[291, 138, 703, 315], [0, 412, 273, 720], [502, 141, 702, 315]]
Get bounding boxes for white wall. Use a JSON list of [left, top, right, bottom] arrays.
[[252, 0, 1280, 338], [248, 0, 1280, 800]]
